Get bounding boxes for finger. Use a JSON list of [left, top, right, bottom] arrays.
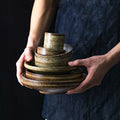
[[68, 59, 86, 67], [66, 74, 92, 94], [67, 82, 92, 94], [16, 62, 24, 85], [16, 54, 25, 85]]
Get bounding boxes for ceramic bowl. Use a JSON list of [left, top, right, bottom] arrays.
[[25, 69, 85, 83], [44, 32, 65, 51], [39, 87, 75, 94], [34, 44, 72, 67], [37, 47, 65, 56], [24, 61, 78, 74]]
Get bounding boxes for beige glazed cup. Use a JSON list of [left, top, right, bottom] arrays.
[[44, 32, 65, 51]]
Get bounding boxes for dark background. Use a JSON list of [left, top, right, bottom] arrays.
[[1, 0, 44, 120]]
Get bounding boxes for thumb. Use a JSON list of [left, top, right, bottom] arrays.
[[68, 59, 86, 67]]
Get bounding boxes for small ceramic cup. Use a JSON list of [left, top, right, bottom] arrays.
[[43, 32, 65, 51]]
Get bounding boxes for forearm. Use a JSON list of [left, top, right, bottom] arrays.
[[105, 42, 120, 69], [26, 0, 58, 48]]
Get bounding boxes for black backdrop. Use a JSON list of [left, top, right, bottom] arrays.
[[1, 0, 44, 120]]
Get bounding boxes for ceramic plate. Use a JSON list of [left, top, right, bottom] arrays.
[[21, 73, 81, 87], [25, 70, 85, 83], [21, 73, 80, 94], [24, 61, 78, 74]]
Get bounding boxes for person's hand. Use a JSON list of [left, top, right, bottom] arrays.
[[16, 47, 34, 85], [67, 55, 110, 94]]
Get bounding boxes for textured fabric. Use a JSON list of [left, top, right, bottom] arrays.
[[42, 0, 120, 120]]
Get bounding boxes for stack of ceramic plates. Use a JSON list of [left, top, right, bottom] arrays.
[[21, 33, 85, 94]]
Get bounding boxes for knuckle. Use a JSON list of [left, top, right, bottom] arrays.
[[75, 60, 80, 65], [24, 47, 32, 55], [24, 49, 29, 55]]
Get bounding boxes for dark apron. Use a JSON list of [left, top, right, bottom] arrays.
[[42, 0, 120, 120]]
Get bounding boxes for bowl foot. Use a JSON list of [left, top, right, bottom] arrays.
[[39, 90, 66, 94]]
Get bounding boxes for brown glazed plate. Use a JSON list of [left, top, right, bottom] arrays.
[[21, 73, 81, 94], [21, 73, 82, 87], [24, 61, 78, 74], [25, 69, 85, 83]]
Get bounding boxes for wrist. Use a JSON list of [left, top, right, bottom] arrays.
[[24, 46, 34, 51], [104, 50, 120, 69], [26, 35, 41, 49]]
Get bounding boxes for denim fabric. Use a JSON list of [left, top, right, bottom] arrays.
[[42, 0, 120, 120]]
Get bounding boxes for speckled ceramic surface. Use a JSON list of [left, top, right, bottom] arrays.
[[25, 69, 85, 83], [21, 73, 81, 87], [24, 61, 78, 74], [44, 32, 65, 51], [34, 44, 72, 67], [37, 47, 65, 56], [38, 87, 75, 94], [22, 32, 85, 94], [21, 73, 82, 94]]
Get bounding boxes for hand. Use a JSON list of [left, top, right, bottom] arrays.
[[67, 55, 110, 94], [16, 47, 34, 85]]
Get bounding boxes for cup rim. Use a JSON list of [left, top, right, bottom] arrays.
[[45, 32, 65, 36]]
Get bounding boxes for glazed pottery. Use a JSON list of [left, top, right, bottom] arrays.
[[24, 61, 78, 74], [37, 47, 65, 56], [21, 73, 81, 87], [44, 32, 65, 51], [34, 44, 72, 67], [22, 32, 86, 94], [39, 88, 74, 94], [25, 69, 85, 83], [21, 73, 81, 94]]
